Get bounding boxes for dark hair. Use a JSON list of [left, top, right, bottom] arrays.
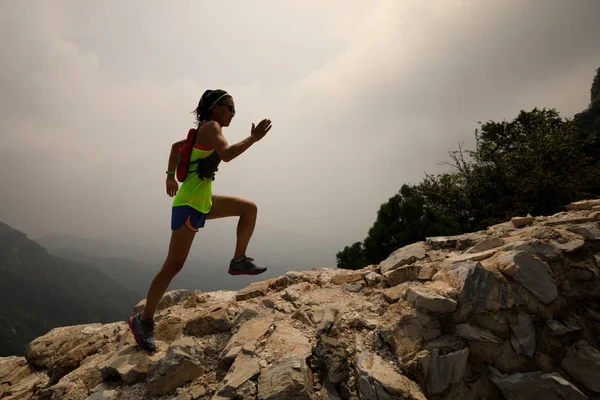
[[193, 89, 231, 125]]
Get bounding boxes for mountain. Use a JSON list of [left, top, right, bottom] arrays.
[[2, 199, 600, 399], [0, 222, 140, 357]]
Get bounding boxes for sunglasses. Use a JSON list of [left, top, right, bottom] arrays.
[[219, 103, 236, 115]]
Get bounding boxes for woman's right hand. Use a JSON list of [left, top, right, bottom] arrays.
[[250, 119, 273, 142], [166, 176, 179, 197]]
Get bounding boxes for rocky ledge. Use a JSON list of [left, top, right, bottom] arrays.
[[2, 199, 600, 400]]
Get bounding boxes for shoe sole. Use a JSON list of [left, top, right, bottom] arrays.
[[228, 268, 267, 276], [127, 316, 156, 352]]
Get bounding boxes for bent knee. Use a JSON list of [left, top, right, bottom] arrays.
[[244, 200, 258, 216]]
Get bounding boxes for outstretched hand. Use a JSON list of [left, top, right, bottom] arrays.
[[251, 119, 272, 142]]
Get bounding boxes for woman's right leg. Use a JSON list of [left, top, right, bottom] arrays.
[[141, 224, 196, 321]]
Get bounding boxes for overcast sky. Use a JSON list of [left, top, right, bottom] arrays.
[[1, 0, 599, 269]]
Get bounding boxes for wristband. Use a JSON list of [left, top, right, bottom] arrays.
[[166, 170, 175, 175]]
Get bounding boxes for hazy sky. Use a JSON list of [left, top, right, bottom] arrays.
[[1, 0, 599, 267]]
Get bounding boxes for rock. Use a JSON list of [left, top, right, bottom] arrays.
[[231, 306, 261, 329], [342, 282, 364, 293], [382, 282, 410, 303], [423, 347, 469, 395], [99, 346, 163, 384], [378, 305, 441, 363], [561, 340, 600, 393], [133, 289, 191, 314], [509, 313, 536, 358], [86, 382, 118, 400], [257, 357, 314, 400], [0, 356, 27, 382], [219, 316, 274, 368], [213, 352, 260, 398], [446, 249, 497, 264], [435, 261, 522, 311], [466, 237, 505, 253], [426, 232, 487, 251], [552, 239, 586, 253], [24, 322, 124, 384], [364, 271, 384, 287], [566, 199, 600, 211], [489, 368, 588, 400], [380, 242, 427, 274], [418, 263, 438, 280], [356, 350, 426, 400], [502, 239, 562, 260], [405, 288, 457, 313], [184, 307, 231, 337], [567, 222, 600, 240], [384, 265, 421, 286], [455, 324, 502, 344], [511, 215, 535, 228], [314, 336, 349, 384], [595, 253, 600, 267], [147, 337, 205, 396], [155, 315, 184, 342], [496, 251, 558, 304], [546, 318, 580, 336], [330, 271, 365, 285], [260, 320, 312, 365], [236, 280, 271, 301]]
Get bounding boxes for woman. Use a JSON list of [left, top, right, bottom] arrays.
[[128, 89, 273, 351]]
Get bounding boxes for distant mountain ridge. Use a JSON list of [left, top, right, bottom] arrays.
[[0, 222, 140, 356]]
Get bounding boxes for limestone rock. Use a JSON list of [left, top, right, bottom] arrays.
[[435, 261, 522, 311], [546, 318, 581, 336], [219, 316, 274, 368], [133, 289, 191, 314], [213, 352, 260, 399], [560, 340, 600, 393], [502, 239, 562, 260], [184, 307, 231, 337], [25, 322, 124, 384], [509, 313, 536, 358], [364, 271, 383, 287], [551, 238, 586, 253], [496, 251, 558, 304], [99, 346, 163, 384], [378, 305, 441, 363], [446, 249, 497, 264], [423, 347, 469, 395], [147, 337, 205, 396], [511, 215, 535, 228], [330, 271, 365, 285], [426, 232, 487, 251], [236, 280, 272, 301], [567, 222, 600, 240], [384, 265, 420, 286], [466, 237, 505, 253], [405, 288, 457, 313], [257, 357, 314, 400], [566, 199, 600, 211], [382, 282, 410, 303], [380, 242, 427, 274], [313, 336, 349, 384], [489, 368, 588, 400], [356, 350, 426, 400], [455, 324, 502, 344]]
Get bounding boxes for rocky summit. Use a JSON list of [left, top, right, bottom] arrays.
[[2, 200, 600, 400]]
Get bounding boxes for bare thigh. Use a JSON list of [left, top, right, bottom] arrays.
[[207, 195, 257, 220]]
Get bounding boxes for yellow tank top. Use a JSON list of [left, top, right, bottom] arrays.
[[172, 146, 215, 213]]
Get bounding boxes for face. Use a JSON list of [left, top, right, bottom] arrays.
[[211, 97, 236, 127]]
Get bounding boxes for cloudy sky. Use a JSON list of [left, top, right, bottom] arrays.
[[1, 0, 599, 273]]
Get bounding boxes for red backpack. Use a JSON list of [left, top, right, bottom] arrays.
[[175, 128, 198, 182]]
